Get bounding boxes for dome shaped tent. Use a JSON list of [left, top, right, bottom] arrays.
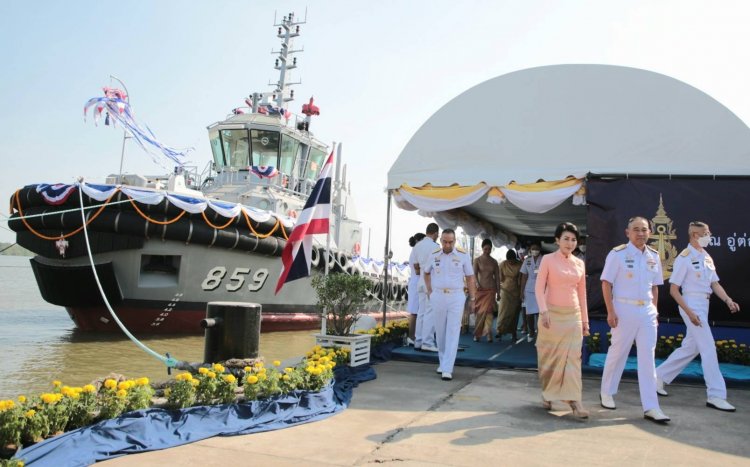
[[387, 64, 750, 243]]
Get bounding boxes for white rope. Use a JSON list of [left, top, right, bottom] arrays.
[[77, 178, 181, 368]]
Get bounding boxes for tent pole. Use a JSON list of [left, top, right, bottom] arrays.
[[382, 190, 393, 326]]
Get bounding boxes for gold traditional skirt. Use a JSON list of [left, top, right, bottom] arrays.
[[536, 305, 583, 402]]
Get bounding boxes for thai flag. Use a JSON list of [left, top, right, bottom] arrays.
[[275, 149, 333, 294]]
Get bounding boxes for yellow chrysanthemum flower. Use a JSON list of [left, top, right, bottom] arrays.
[[247, 375, 259, 384], [116, 389, 128, 398], [191, 379, 200, 387], [244, 366, 252, 372], [223, 374, 236, 384], [284, 367, 294, 373], [118, 382, 129, 391], [164, 388, 171, 397], [207, 371, 217, 379], [41, 393, 57, 404], [18, 395, 26, 403], [104, 379, 118, 389], [25, 409, 36, 418], [83, 384, 96, 393], [273, 360, 281, 366], [136, 377, 150, 386], [53, 380, 62, 388], [212, 363, 225, 373], [198, 367, 209, 375]]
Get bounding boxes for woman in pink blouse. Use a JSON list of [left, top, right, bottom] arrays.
[[534, 222, 590, 419]]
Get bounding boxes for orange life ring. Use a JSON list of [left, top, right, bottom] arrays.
[[353, 242, 361, 255], [287, 209, 298, 219]]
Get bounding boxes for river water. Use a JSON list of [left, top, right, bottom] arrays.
[[0, 255, 317, 399]]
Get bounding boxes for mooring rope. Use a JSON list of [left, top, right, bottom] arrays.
[[77, 178, 189, 370]]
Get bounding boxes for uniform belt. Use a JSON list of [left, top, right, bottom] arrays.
[[684, 292, 710, 300], [615, 297, 650, 306], [438, 288, 462, 293]]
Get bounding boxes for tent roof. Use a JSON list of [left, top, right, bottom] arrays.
[[388, 64, 750, 189], [387, 65, 750, 242]]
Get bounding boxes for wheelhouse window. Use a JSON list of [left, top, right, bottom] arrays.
[[209, 130, 224, 167], [220, 129, 250, 169], [251, 129, 280, 167], [279, 134, 299, 179], [305, 147, 327, 180]]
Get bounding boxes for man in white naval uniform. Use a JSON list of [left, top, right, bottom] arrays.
[[655, 221, 740, 411], [413, 223, 440, 352], [424, 229, 477, 381], [599, 216, 670, 423]]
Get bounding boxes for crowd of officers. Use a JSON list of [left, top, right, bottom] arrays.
[[404, 217, 740, 423]]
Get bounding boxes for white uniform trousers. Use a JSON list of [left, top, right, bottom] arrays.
[[415, 288, 436, 348], [601, 302, 661, 412], [656, 296, 726, 399], [431, 291, 465, 374]]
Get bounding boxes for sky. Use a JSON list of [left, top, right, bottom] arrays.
[[2, 1, 750, 261]]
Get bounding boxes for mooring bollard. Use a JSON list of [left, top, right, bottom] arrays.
[[201, 301, 261, 363]]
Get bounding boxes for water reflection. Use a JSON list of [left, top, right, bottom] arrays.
[[0, 255, 317, 399], [1, 325, 316, 399]]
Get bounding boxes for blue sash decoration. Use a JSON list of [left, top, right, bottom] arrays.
[[35, 184, 78, 205], [84, 92, 191, 169], [250, 165, 280, 179], [15, 365, 376, 466]]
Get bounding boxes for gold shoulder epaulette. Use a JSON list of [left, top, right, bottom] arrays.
[[456, 246, 466, 253], [646, 245, 658, 253], [432, 247, 441, 254], [612, 244, 626, 252], [679, 248, 690, 257]]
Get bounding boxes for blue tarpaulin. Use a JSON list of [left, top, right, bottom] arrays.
[[588, 353, 750, 382], [15, 365, 376, 467]]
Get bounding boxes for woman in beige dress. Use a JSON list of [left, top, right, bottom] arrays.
[[535, 222, 589, 418]]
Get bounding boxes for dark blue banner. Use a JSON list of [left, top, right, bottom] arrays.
[[586, 177, 750, 327]]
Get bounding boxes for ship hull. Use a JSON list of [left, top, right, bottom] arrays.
[[21, 233, 408, 334]]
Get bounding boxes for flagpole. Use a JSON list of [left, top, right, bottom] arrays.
[[382, 190, 393, 326], [110, 75, 130, 184], [321, 142, 336, 335]]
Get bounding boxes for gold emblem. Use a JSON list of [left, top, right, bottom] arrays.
[[648, 194, 678, 280]]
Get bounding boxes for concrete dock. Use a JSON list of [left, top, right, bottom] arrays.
[[102, 360, 749, 466]]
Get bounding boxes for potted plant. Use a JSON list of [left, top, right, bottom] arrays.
[[311, 272, 374, 366]]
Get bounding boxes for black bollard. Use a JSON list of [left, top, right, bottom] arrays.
[[201, 301, 261, 363]]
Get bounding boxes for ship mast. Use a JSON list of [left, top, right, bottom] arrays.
[[250, 11, 305, 112]]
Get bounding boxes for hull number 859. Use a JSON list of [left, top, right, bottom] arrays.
[[201, 267, 270, 292]]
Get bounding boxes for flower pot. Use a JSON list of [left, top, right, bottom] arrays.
[[314, 334, 372, 367]]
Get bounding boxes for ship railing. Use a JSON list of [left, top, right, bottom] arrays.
[[225, 107, 316, 135]]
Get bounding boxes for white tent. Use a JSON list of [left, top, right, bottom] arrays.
[[387, 64, 750, 244]]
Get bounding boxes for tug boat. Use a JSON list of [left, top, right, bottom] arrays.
[[8, 12, 409, 333]]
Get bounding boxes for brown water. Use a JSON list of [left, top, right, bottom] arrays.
[[0, 255, 317, 399]]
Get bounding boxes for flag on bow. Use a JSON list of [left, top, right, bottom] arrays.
[[275, 147, 334, 294]]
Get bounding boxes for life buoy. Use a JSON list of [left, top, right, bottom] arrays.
[[353, 242, 361, 256], [287, 209, 298, 219]]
